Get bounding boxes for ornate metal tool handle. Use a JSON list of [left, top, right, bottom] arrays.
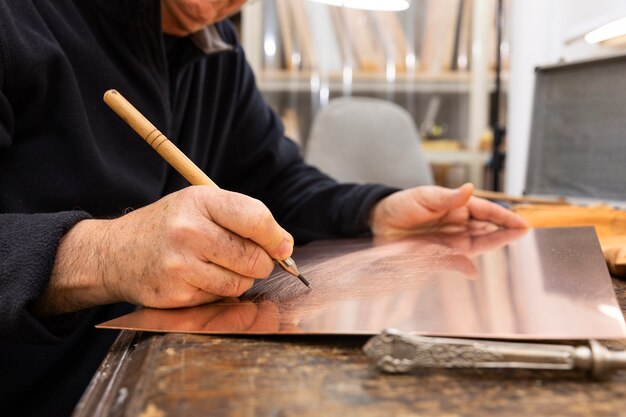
[[363, 329, 626, 377]]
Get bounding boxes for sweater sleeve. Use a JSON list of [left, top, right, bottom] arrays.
[[0, 83, 95, 343], [0, 211, 94, 344], [216, 23, 398, 243]]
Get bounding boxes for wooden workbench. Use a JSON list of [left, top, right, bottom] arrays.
[[74, 279, 626, 417]]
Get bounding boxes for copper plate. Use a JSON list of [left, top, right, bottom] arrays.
[[97, 227, 626, 339]]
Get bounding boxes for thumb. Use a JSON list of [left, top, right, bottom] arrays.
[[423, 183, 474, 212]]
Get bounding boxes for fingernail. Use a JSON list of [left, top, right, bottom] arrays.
[[484, 223, 500, 233], [280, 236, 294, 259], [453, 183, 473, 197]]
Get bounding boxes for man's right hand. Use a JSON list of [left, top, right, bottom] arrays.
[[35, 186, 294, 316]]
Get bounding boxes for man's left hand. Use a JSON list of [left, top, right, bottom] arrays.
[[369, 183, 528, 236]]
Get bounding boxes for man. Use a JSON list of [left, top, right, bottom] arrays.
[[0, 0, 526, 415]]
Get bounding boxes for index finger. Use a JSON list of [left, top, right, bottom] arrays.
[[464, 227, 529, 255], [195, 187, 294, 261], [467, 197, 529, 229]]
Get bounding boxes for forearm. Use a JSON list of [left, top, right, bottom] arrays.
[[34, 219, 119, 317], [233, 139, 397, 242], [217, 37, 397, 241], [35, 186, 296, 316]]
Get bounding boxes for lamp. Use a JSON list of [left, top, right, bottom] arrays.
[[564, 10, 626, 48], [584, 16, 626, 46], [306, 0, 410, 12]]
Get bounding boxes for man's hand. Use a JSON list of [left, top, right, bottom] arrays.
[[369, 183, 528, 236], [35, 186, 293, 316]]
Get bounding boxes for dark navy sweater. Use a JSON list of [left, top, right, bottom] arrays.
[[0, 1, 393, 415]]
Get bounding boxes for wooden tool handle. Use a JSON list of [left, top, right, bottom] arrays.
[[104, 89, 307, 284], [473, 189, 568, 205], [103, 89, 218, 188]]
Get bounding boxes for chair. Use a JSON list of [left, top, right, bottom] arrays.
[[304, 97, 434, 188]]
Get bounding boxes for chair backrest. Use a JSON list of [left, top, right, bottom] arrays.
[[304, 97, 434, 188]]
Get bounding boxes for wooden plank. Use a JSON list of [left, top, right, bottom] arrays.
[[450, 0, 465, 70], [375, 11, 410, 73], [370, 12, 394, 73], [77, 300, 626, 417], [330, 6, 356, 69], [276, 0, 298, 70], [241, 1, 263, 73], [262, 0, 283, 70], [398, 0, 421, 72], [342, 8, 384, 72], [456, 0, 474, 71], [501, 0, 511, 70], [487, 0, 497, 70], [73, 331, 163, 417], [411, 0, 429, 68], [421, 0, 461, 73], [290, 0, 316, 70], [304, 2, 342, 72], [473, 189, 568, 205], [513, 204, 626, 277]]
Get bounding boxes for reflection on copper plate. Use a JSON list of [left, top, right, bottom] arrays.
[[97, 227, 626, 339]]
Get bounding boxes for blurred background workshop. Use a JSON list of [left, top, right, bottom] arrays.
[[235, 0, 626, 275]]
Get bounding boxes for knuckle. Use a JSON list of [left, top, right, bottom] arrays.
[[177, 186, 195, 199], [214, 272, 252, 297], [244, 246, 274, 278], [183, 185, 216, 212], [247, 203, 274, 238], [247, 197, 269, 221], [234, 277, 254, 296], [165, 215, 197, 242], [213, 191, 245, 222], [172, 289, 199, 307], [172, 187, 199, 209], [210, 272, 234, 296], [160, 255, 187, 278]]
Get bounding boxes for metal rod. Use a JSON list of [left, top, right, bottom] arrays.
[[490, 0, 505, 191]]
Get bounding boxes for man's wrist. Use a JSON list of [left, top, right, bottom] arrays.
[[34, 219, 120, 316]]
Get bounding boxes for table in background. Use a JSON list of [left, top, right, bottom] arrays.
[[73, 279, 626, 417]]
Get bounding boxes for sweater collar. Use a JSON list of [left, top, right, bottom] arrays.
[[190, 25, 233, 55]]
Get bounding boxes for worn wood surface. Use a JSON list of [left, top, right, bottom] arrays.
[[75, 279, 626, 417], [513, 204, 626, 277]]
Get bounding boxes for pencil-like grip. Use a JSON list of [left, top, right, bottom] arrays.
[[103, 89, 218, 188], [103, 89, 307, 286]]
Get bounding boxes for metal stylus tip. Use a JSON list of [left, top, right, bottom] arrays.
[[277, 257, 310, 288], [297, 274, 311, 288]]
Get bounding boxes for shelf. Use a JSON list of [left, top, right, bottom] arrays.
[[424, 149, 490, 164], [424, 149, 491, 187], [258, 70, 501, 94], [241, 0, 506, 188], [258, 70, 506, 94]]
